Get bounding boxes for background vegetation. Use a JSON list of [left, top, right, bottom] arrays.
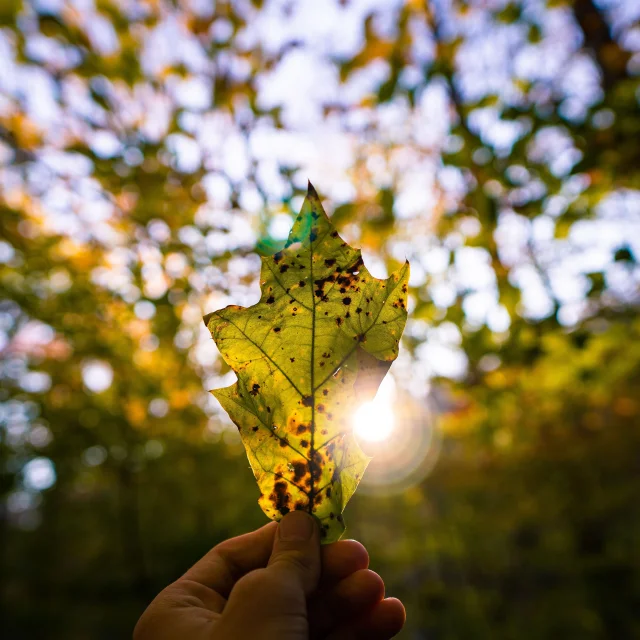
[[1, 0, 639, 637]]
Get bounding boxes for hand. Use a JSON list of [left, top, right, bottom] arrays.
[[134, 511, 405, 639]]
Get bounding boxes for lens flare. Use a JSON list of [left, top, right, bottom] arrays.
[[353, 375, 396, 442], [352, 369, 440, 494]]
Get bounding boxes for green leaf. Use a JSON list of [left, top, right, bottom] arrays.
[[205, 183, 409, 542]]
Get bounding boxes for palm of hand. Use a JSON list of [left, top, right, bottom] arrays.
[[134, 520, 404, 640]]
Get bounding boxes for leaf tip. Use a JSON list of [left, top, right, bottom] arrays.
[[307, 180, 319, 200]]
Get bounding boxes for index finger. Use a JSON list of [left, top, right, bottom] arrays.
[[182, 521, 277, 597]]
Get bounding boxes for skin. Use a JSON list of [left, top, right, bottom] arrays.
[[134, 511, 405, 640]]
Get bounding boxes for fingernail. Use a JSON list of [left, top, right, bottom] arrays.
[[279, 511, 315, 541]]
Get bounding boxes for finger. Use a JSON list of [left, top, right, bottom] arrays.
[[217, 512, 321, 639], [182, 521, 277, 597], [309, 569, 384, 638], [327, 597, 406, 640], [267, 510, 321, 596], [320, 540, 369, 587]]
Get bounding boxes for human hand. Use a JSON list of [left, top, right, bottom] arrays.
[[134, 510, 405, 640]]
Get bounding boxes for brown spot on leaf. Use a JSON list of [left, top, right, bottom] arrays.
[[302, 396, 313, 407], [270, 481, 290, 516], [292, 461, 307, 482], [266, 296, 275, 304], [250, 384, 260, 396]]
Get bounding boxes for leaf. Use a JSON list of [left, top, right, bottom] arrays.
[[205, 183, 409, 542]]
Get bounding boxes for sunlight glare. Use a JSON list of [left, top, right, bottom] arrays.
[[353, 374, 396, 443]]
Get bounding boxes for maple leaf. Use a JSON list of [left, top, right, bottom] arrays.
[[204, 183, 409, 543]]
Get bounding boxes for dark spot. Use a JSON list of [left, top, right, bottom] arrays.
[[310, 229, 318, 242], [279, 264, 289, 273], [274, 327, 281, 332], [299, 280, 306, 287], [356, 307, 362, 314], [323, 389, 329, 396], [357, 334, 366, 343], [273, 251, 284, 264], [293, 307, 297, 311], [258, 315, 262, 319], [290, 357, 295, 363], [321, 429, 328, 435], [292, 461, 307, 482], [317, 404, 325, 412], [296, 424, 308, 434], [322, 352, 330, 358], [300, 439, 309, 448], [302, 395, 313, 407], [326, 487, 332, 498], [324, 258, 336, 267], [327, 413, 333, 420], [250, 384, 260, 396], [343, 297, 351, 305], [402, 284, 408, 293], [266, 296, 275, 304], [345, 311, 351, 318], [289, 299, 295, 304], [267, 406, 271, 413], [279, 438, 288, 448], [340, 287, 346, 294], [336, 317, 343, 326], [331, 231, 339, 238], [252, 426, 259, 432], [270, 481, 290, 515], [337, 515, 343, 523], [315, 289, 324, 298], [330, 512, 334, 519]]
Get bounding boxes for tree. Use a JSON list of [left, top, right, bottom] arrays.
[[0, 0, 638, 637]]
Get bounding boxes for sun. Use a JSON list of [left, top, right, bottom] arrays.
[[353, 374, 396, 443]]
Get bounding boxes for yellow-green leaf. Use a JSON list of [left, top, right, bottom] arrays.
[[205, 183, 409, 542]]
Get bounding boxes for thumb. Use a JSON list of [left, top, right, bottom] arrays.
[[218, 511, 321, 640], [267, 510, 321, 595]]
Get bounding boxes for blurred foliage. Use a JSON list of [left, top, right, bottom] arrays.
[[0, 0, 638, 638]]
